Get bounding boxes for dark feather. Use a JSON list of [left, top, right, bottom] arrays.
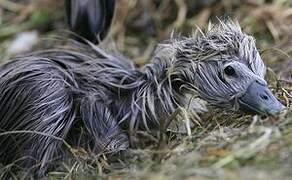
[[66, 0, 116, 43], [0, 20, 271, 175]]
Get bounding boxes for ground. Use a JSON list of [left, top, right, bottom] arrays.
[[0, 0, 292, 179]]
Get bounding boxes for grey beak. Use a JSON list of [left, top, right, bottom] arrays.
[[239, 81, 285, 116]]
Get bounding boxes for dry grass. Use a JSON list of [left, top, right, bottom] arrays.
[[0, 0, 292, 179]]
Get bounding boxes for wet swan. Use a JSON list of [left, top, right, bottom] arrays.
[[0, 20, 284, 174]]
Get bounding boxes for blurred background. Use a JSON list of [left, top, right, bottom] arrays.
[[1, 0, 292, 179], [0, 0, 292, 60]]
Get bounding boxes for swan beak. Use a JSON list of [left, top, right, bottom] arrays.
[[239, 81, 285, 116]]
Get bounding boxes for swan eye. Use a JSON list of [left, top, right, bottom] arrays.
[[224, 65, 236, 77]]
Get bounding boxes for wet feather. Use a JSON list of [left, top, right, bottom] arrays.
[[0, 20, 267, 174]]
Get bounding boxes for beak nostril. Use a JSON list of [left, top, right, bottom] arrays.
[[260, 94, 269, 100]]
